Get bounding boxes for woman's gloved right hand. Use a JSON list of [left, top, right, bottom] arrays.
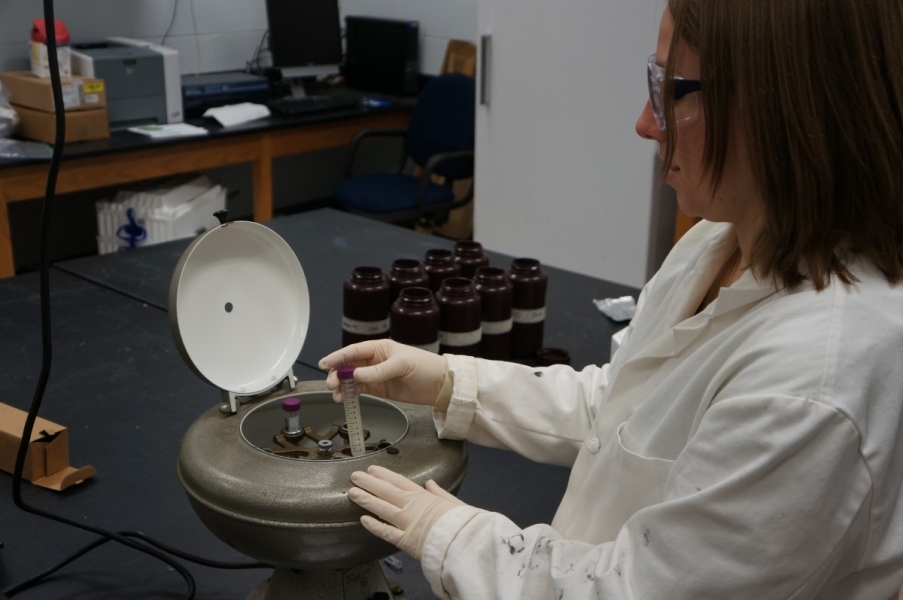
[[319, 339, 448, 406]]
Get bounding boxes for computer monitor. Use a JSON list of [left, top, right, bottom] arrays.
[[265, 0, 343, 97]]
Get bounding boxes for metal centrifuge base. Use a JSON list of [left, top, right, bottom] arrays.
[[246, 562, 406, 600]]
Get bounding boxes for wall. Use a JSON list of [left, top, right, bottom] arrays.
[[0, 0, 664, 286], [0, 0, 477, 76], [473, 0, 665, 288], [0, 0, 476, 271]]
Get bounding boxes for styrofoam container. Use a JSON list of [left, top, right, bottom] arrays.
[[95, 175, 226, 254]]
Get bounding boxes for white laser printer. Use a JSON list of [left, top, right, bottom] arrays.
[[70, 37, 182, 129]]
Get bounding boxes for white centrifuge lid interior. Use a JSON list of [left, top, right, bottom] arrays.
[[170, 221, 309, 395]]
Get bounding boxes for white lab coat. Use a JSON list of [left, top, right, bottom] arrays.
[[422, 220, 903, 600]]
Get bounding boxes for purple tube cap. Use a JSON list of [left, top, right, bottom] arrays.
[[337, 365, 356, 380], [282, 397, 301, 412]]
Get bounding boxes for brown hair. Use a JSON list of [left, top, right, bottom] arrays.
[[664, 0, 903, 290]]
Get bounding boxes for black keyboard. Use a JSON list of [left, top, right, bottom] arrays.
[[267, 94, 360, 116]]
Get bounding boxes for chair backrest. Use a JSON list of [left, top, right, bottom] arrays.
[[441, 40, 477, 77], [406, 73, 476, 181]]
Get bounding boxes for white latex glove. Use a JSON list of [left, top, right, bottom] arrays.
[[349, 465, 466, 561], [319, 339, 448, 405]]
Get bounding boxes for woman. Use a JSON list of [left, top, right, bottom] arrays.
[[320, 1, 903, 597]]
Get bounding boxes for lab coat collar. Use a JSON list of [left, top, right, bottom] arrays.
[[707, 268, 778, 317], [635, 225, 779, 360]]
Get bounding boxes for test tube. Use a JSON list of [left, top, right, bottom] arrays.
[[282, 397, 301, 435], [337, 365, 367, 457]]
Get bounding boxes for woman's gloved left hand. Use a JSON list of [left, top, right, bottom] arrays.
[[349, 465, 468, 561]]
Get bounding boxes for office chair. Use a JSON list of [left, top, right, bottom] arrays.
[[333, 72, 476, 227]]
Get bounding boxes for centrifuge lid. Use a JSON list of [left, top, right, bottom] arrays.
[[169, 221, 310, 396]]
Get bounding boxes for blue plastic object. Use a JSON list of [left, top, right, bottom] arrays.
[[115, 208, 147, 250]]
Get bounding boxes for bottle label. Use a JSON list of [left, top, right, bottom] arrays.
[[512, 307, 546, 324], [342, 316, 390, 335], [439, 327, 482, 347], [410, 340, 440, 354], [481, 318, 513, 335]]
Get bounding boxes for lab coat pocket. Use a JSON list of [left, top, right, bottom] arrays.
[[614, 421, 675, 491], [593, 422, 675, 540]]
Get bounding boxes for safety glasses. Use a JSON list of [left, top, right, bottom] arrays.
[[647, 54, 702, 131]]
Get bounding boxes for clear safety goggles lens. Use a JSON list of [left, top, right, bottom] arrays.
[[647, 54, 701, 131]]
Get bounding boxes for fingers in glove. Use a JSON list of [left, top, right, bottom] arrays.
[[324, 369, 343, 402], [360, 515, 404, 547], [364, 465, 424, 493], [318, 342, 380, 370], [348, 486, 404, 524], [350, 471, 405, 506], [350, 468, 417, 504], [354, 355, 409, 387], [424, 480, 464, 505]]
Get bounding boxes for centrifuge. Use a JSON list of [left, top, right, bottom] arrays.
[[168, 218, 468, 600]]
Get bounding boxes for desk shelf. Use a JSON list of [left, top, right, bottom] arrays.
[[0, 108, 411, 278]]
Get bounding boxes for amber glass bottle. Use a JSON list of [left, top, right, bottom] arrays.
[[535, 347, 571, 366], [435, 277, 482, 356], [473, 266, 512, 360], [386, 258, 429, 303], [423, 248, 461, 292], [342, 266, 390, 346], [389, 287, 440, 353], [453, 241, 490, 280], [509, 258, 548, 359]]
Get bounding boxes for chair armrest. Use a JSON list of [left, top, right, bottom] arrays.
[[344, 128, 408, 178], [417, 150, 475, 207]]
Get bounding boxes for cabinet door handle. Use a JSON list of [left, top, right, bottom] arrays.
[[480, 34, 492, 106]]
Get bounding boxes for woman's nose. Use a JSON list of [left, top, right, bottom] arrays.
[[636, 101, 662, 141]]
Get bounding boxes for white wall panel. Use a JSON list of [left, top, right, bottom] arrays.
[[56, 1, 174, 40], [155, 0, 196, 38], [0, 0, 477, 76], [474, 0, 662, 287], [0, 2, 43, 41], [191, 0, 267, 34], [165, 31, 265, 75], [407, 0, 476, 40], [340, 0, 406, 21], [419, 35, 453, 75], [0, 44, 30, 73]]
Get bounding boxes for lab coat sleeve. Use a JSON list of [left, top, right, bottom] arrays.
[[422, 394, 873, 600], [434, 355, 611, 467], [431, 273, 657, 467]]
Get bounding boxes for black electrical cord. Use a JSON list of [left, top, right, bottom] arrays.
[[3, 2, 267, 598], [119, 531, 269, 570], [161, 0, 179, 46], [246, 29, 269, 74], [4, 532, 269, 597], [4, 538, 109, 597], [5, 2, 194, 598]]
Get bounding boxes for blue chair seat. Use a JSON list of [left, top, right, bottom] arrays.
[[334, 173, 456, 215]]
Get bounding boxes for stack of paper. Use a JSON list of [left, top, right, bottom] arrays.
[[203, 102, 270, 127], [127, 123, 209, 138]]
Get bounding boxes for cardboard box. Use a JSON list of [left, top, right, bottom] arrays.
[[13, 103, 110, 144], [0, 402, 96, 491], [0, 71, 106, 112]]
